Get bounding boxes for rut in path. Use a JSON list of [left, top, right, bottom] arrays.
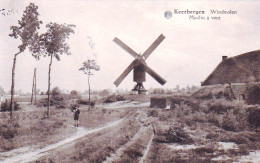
[[104, 126, 144, 163], [104, 111, 154, 163], [139, 132, 154, 163], [104, 112, 143, 163], [0, 118, 124, 163]]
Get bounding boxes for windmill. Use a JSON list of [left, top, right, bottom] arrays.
[[113, 34, 167, 94]]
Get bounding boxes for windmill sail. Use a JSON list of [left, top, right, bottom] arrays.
[[113, 37, 139, 59], [142, 34, 165, 60], [142, 63, 166, 85], [114, 60, 136, 87]]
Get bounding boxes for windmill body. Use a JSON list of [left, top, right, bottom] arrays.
[[113, 34, 167, 94]]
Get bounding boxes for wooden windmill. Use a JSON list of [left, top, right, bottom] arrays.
[[113, 34, 167, 94]]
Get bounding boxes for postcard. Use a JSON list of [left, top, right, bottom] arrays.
[[0, 0, 259, 162]]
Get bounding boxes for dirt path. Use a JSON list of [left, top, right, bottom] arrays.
[[102, 101, 150, 109], [104, 126, 144, 163], [104, 110, 155, 163], [140, 131, 154, 163], [0, 118, 124, 163]]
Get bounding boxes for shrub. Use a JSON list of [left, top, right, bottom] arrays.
[[37, 87, 66, 108], [37, 98, 49, 107], [247, 106, 260, 128], [36, 97, 66, 108], [123, 148, 143, 159], [170, 97, 200, 112], [0, 100, 21, 112], [104, 94, 126, 103], [207, 112, 222, 127], [77, 99, 95, 107], [0, 120, 20, 139], [246, 84, 260, 104], [154, 124, 193, 144], [170, 96, 186, 109], [69, 90, 81, 99], [172, 103, 192, 118], [51, 87, 64, 106], [221, 110, 240, 132], [218, 132, 253, 145], [192, 111, 207, 123], [206, 99, 235, 114], [147, 110, 159, 117], [206, 131, 219, 140]]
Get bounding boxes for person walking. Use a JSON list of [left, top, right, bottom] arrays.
[[73, 108, 80, 127]]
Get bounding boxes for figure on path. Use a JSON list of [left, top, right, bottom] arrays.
[[73, 108, 80, 127]]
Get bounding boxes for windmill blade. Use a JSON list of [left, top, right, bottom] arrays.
[[113, 37, 139, 59], [142, 63, 166, 85], [114, 60, 136, 87], [142, 34, 165, 60]]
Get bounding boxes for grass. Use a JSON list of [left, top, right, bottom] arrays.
[[35, 112, 141, 163], [0, 107, 76, 152], [119, 127, 153, 162], [0, 100, 131, 154]]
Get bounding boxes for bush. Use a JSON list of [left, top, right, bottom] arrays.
[[221, 110, 240, 131], [0, 100, 21, 112], [154, 124, 193, 144], [37, 98, 49, 107], [77, 99, 95, 107], [170, 97, 200, 112], [60, 92, 81, 101], [51, 87, 64, 106], [207, 112, 222, 127], [0, 120, 20, 139], [37, 97, 66, 108], [104, 94, 126, 103], [247, 106, 260, 128], [37, 87, 66, 108], [207, 99, 236, 114], [246, 84, 260, 104], [147, 109, 159, 117], [171, 103, 192, 118], [170, 96, 186, 109]]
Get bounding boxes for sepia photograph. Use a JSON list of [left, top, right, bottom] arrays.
[[0, 0, 259, 162]]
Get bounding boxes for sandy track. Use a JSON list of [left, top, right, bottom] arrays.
[[0, 118, 124, 163], [104, 126, 144, 163], [140, 132, 154, 163], [104, 110, 155, 163]]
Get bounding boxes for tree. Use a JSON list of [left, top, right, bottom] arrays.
[[79, 60, 100, 109], [40, 23, 75, 116], [9, 3, 42, 118], [70, 90, 80, 99], [51, 87, 64, 106], [70, 90, 78, 96]]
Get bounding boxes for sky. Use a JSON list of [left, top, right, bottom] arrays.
[[0, 0, 259, 93]]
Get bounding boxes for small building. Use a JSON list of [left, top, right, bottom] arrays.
[[199, 49, 260, 104]]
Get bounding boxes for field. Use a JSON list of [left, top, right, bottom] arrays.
[[0, 94, 260, 163]]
